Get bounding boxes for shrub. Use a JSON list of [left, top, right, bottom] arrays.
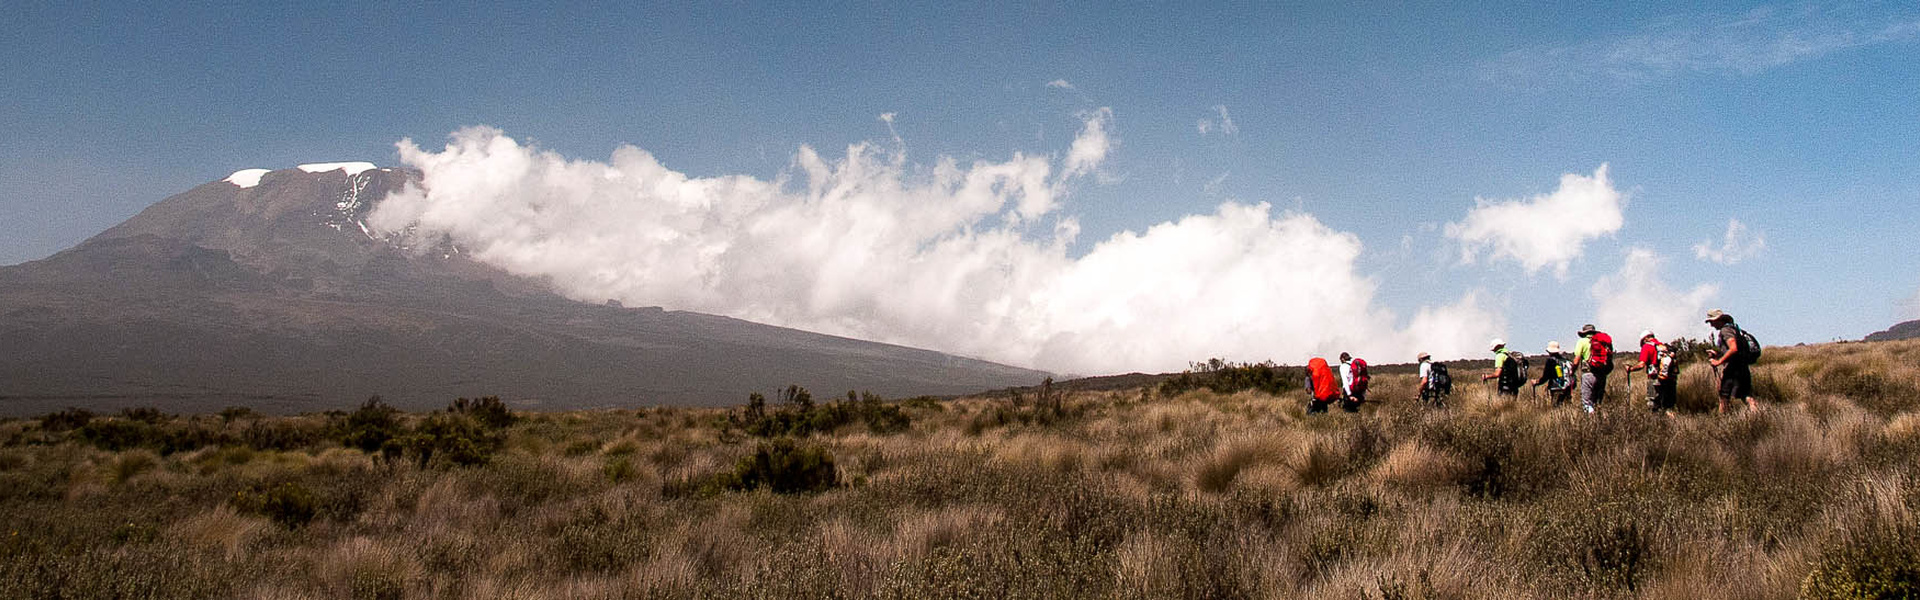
[[217, 406, 258, 423], [75, 419, 156, 451], [398, 413, 500, 468], [117, 406, 168, 424], [448, 396, 516, 429], [339, 396, 402, 453], [39, 407, 94, 431], [231, 482, 320, 529], [1159, 359, 1294, 397], [716, 438, 838, 494], [732, 387, 914, 437], [1800, 526, 1920, 599]]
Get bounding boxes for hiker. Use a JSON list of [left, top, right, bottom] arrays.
[[1706, 309, 1763, 413], [1338, 352, 1369, 413], [1648, 343, 1679, 416], [1305, 357, 1341, 414], [1480, 339, 1521, 397], [1624, 330, 1662, 413], [1418, 352, 1451, 407], [1572, 324, 1615, 413], [1529, 341, 1574, 406]]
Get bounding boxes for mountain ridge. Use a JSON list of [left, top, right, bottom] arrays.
[[0, 166, 1048, 415]]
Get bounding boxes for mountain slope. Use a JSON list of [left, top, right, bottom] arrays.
[[0, 165, 1046, 414], [1864, 320, 1920, 342]]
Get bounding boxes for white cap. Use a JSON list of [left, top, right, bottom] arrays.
[[1546, 341, 1562, 353], [1639, 329, 1655, 340], [1489, 338, 1505, 351]]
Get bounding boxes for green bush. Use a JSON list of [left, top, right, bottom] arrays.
[[732, 387, 914, 437], [448, 396, 517, 429], [717, 438, 838, 494], [339, 396, 402, 453], [398, 413, 500, 468], [231, 482, 320, 529], [117, 406, 168, 424], [1801, 526, 1920, 599], [39, 408, 94, 431], [1159, 359, 1295, 397]]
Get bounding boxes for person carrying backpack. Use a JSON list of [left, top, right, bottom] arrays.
[[1418, 352, 1451, 407], [1706, 309, 1762, 413], [1480, 339, 1521, 397], [1305, 357, 1341, 414], [1624, 330, 1661, 412], [1338, 352, 1369, 413], [1648, 343, 1679, 416], [1529, 341, 1574, 406], [1573, 324, 1614, 413]]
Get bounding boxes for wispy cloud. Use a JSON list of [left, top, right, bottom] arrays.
[[1196, 105, 1238, 136], [1693, 218, 1765, 265], [1446, 165, 1625, 278], [1046, 79, 1075, 89], [1484, 4, 1920, 83]]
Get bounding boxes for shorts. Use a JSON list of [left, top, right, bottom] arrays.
[[1718, 364, 1753, 400]]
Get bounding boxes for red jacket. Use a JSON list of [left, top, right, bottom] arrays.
[[1638, 340, 1660, 377]]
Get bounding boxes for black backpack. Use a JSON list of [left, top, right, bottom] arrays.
[[1428, 363, 1452, 394], [1735, 327, 1762, 364]]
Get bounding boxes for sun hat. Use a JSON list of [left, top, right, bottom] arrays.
[[1546, 341, 1562, 353], [1639, 329, 1655, 341], [1704, 309, 1730, 324], [1417, 352, 1430, 361], [1578, 324, 1597, 337], [1489, 338, 1505, 351]]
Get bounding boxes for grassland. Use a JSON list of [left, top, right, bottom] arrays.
[[3, 341, 1918, 599]]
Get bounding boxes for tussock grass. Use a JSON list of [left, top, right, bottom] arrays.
[[3, 340, 1920, 598]]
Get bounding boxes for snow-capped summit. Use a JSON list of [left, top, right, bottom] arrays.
[[224, 168, 271, 188], [297, 162, 379, 176]]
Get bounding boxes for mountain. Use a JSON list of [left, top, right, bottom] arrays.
[[1864, 320, 1920, 342], [0, 164, 1047, 415]]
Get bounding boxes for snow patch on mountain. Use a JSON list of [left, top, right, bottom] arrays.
[[297, 162, 378, 176], [225, 169, 271, 188]]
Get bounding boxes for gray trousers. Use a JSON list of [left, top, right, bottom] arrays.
[[1580, 370, 1609, 407]]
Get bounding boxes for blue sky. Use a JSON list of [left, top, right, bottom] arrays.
[[4, 2, 1917, 371]]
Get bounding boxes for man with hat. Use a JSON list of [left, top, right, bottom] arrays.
[[1416, 352, 1446, 407], [1706, 309, 1761, 413], [1571, 324, 1615, 413], [1480, 339, 1521, 397]]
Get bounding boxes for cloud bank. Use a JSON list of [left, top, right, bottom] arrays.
[[1592, 248, 1719, 342], [1446, 164, 1624, 278], [370, 118, 1498, 373], [1693, 218, 1764, 265]]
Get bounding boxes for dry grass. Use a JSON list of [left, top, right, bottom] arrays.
[[2, 339, 1918, 598]]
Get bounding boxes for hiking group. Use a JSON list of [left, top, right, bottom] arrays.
[[1307, 309, 1763, 416]]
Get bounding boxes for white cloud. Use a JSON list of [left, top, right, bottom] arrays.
[[1592, 248, 1720, 342], [1692, 218, 1764, 265], [1196, 105, 1237, 136], [1046, 79, 1075, 89], [1062, 107, 1112, 181], [1900, 286, 1920, 320], [1484, 5, 1920, 83], [370, 122, 1498, 373], [1445, 164, 1625, 278]]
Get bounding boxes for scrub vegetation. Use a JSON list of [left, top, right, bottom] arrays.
[[3, 342, 1918, 599]]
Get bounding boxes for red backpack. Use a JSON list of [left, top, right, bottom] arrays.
[[1588, 332, 1614, 369], [1350, 358, 1370, 394]]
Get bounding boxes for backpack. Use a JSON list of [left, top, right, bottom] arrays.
[[1497, 350, 1523, 391], [1544, 355, 1571, 391], [1349, 358, 1370, 394], [1428, 363, 1452, 394], [1587, 332, 1614, 370], [1734, 326, 1762, 364]]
